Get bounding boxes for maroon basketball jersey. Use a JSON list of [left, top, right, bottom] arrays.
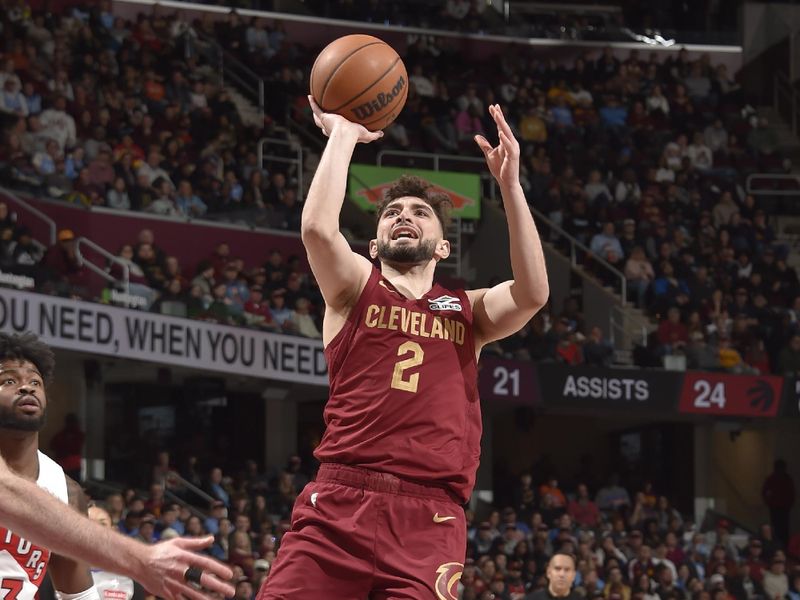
[[315, 267, 482, 503]]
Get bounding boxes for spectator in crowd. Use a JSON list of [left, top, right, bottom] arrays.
[[596, 474, 631, 514], [107, 176, 131, 209], [49, 412, 84, 482], [525, 552, 579, 600], [41, 228, 87, 296], [761, 555, 789, 600], [582, 327, 614, 367], [762, 459, 796, 547], [243, 285, 278, 331], [207, 467, 230, 507], [175, 180, 208, 217], [625, 246, 655, 308], [568, 484, 600, 529]]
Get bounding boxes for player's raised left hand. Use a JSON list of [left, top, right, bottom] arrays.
[[474, 104, 520, 189]]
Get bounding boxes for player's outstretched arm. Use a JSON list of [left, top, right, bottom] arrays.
[[469, 104, 550, 347], [302, 96, 379, 315], [0, 456, 234, 600]]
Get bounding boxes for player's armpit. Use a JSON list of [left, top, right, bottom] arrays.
[[65, 478, 89, 515], [48, 554, 95, 594], [302, 229, 373, 312]]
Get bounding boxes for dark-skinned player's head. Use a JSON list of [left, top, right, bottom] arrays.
[[0, 332, 55, 431]]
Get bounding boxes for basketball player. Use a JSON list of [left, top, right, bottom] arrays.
[[0, 333, 233, 600], [257, 99, 548, 599]]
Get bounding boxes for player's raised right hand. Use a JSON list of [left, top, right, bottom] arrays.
[[308, 95, 383, 144]]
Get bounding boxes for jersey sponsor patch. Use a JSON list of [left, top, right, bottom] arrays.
[[428, 295, 462, 312]]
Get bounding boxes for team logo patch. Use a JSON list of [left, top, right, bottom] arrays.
[[428, 295, 462, 311], [434, 562, 463, 600]]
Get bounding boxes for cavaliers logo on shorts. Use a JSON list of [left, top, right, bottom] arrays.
[[434, 562, 463, 600]]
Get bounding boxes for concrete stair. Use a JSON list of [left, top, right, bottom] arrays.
[[226, 85, 264, 128]]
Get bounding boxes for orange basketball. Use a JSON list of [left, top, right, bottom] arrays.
[[310, 34, 408, 131]]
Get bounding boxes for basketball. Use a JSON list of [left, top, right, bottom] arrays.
[[310, 34, 408, 131]]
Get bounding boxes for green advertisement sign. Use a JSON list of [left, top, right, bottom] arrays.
[[348, 164, 481, 220]]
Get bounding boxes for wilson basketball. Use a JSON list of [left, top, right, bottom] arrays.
[[310, 34, 408, 131]]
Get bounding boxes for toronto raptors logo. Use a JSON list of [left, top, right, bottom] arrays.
[[434, 562, 463, 600]]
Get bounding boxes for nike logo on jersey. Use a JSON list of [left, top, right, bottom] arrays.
[[428, 295, 462, 311], [310, 492, 318, 507], [433, 513, 457, 523]]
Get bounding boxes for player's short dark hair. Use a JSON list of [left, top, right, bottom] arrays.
[[376, 175, 453, 236], [0, 332, 55, 384], [548, 551, 577, 569]]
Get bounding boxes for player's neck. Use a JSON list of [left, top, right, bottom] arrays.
[[0, 430, 39, 479], [380, 262, 436, 299], [548, 584, 571, 598]]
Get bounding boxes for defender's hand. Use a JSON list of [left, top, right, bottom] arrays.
[[141, 536, 235, 600]]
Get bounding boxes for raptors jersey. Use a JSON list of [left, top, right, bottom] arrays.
[[0, 451, 69, 600], [315, 267, 482, 503]]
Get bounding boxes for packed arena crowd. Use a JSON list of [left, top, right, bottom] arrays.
[[1, 3, 799, 376], [81, 452, 800, 600]]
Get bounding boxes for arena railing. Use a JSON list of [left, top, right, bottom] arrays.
[[258, 137, 305, 199], [745, 172, 800, 197], [161, 470, 217, 513], [75, 236, 131, 295], [0, 186, 57, 246], [191, 26, 266, 121]]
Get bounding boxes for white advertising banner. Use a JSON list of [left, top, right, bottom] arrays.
[[0, 288, 328, 385]]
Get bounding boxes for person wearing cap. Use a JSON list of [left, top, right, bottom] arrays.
[[524, 552, 580, 600], [243, 285, 279, 331], [708, 573, 726, 591], [204, 501, 228, 536], [252, 560, 270, 592], [41, 228, 86, 295]]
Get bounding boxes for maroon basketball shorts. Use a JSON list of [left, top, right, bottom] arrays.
[[256, 464, 466, 599]]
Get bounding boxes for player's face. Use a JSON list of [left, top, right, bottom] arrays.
[[0, 359, 47, 431], [371, 197, 450, 265], [547, 555, 576, 593]]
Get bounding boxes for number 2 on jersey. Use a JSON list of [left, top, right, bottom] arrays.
[[391, 341, 424, 393]]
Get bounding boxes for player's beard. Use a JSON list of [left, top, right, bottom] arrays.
[[0, 400, 47, 431], [377, 238, 437, 264]]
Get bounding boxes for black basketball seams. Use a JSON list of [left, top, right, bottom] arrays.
[[317, 41, 385, 110], [328, 56, 402, 114]]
